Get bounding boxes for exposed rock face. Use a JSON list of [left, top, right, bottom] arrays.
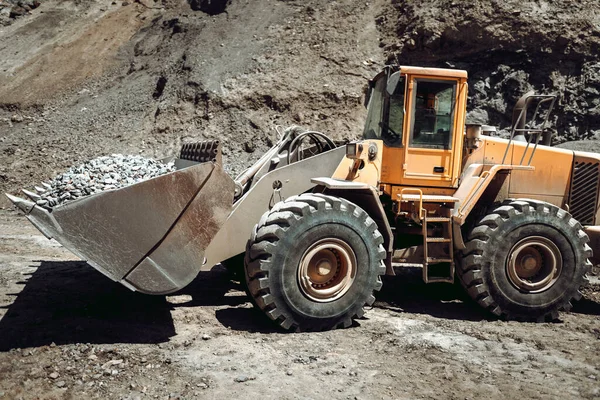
[[0, 0, 383, 200], [378, 0, 600, 142], [0, 0, 41, 25]]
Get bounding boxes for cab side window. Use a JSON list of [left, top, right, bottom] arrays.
[[409, 79, 457, 149]]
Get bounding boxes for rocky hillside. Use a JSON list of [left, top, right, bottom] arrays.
[[1, 0, 600, 202], [378, 0, 600, 142]]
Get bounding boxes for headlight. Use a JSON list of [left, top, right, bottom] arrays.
[[346, 143, 363, 159]]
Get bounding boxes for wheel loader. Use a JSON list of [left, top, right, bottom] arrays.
[[6, 65, 597, 331]]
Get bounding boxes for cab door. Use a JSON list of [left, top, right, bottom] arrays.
[[399, 76, 467, 188]]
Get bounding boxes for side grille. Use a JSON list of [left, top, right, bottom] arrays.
[[569, 161, 600, 225]]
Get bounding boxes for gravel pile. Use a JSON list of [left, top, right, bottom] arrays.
[[30, 155, 175, 209]]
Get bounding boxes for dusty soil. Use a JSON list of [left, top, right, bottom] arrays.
[[1, 210, 600, 400]]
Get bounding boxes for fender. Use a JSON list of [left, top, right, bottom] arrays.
[[452, 163, 535, 225]]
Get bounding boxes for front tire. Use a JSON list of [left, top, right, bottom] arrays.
[[245, 194, 386, 331], [458, 199, 592, 321]]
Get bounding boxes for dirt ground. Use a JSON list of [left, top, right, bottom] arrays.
[[1, 209, 599, 400]]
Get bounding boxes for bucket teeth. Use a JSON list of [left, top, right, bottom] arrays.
[[5, 193, 35, 214], [22, 189, 41, 201], [34, 186, 46, 193], [42, 182, 52, 190], [179, 139, 222, 164]]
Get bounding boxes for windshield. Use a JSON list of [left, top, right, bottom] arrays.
[[363, 75, 386, 140], [363, 72, 405, 147]]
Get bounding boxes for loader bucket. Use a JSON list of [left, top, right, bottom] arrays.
[[6, 162, 235, 295]]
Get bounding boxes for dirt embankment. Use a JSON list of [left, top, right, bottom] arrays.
[[0, 0, 384, 204], [378, 0, 600, 142]]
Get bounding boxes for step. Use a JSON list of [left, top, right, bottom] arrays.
[[426, 217, 451, 222], [426, 257, 453, 263], [399, 194, 459, 203], [426, 237, 452, 243], [424, 276, 455, 284], [394, 262, 424, 268]]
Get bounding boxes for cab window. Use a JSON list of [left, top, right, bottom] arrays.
[[383, 77, 405, 147], [363, 76, 386, 140], [409, 79, 457, 149]]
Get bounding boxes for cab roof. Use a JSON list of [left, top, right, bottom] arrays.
[[399, 65, 468, 79]]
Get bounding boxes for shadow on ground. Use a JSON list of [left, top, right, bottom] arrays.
[[375, 267, 489, 322], [378, 267, 600, 321], [214, 307, 283, 334], [573, 282, 600, 316], [2, 262, 598, 351], [0, 261, 241, 351], [572, 298, 600, 316]]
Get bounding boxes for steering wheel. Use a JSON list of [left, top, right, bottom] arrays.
[[379, 121, 401, 141], [387, 125, 401, 140]]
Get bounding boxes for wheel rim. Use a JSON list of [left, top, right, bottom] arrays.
[[506, 236, 563, 293], [297, 238, 357, 302]]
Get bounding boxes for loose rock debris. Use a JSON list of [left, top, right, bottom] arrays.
[[28, 154, 175, 209]]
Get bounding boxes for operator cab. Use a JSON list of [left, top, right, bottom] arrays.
[[364, 66, 468, 195]]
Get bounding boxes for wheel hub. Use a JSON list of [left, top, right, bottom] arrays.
[[316, 259, 333, 277], [298, 238, 357, 302], [506, 236, 562, 293]]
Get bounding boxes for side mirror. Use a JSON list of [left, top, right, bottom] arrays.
[[386, 72, 401, 96]]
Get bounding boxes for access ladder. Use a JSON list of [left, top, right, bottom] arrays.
[[397, 189, 458, 283]]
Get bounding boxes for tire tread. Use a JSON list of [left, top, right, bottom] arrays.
[[458, 199, 591, 321]]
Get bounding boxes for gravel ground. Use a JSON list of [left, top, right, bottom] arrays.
[[1, 209, 599, 400]]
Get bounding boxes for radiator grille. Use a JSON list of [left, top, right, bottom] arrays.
[[569, 161, 600, 225]]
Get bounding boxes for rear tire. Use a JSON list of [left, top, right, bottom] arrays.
[[458, 199, 592, 321], [244, 193, 386, 331]]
